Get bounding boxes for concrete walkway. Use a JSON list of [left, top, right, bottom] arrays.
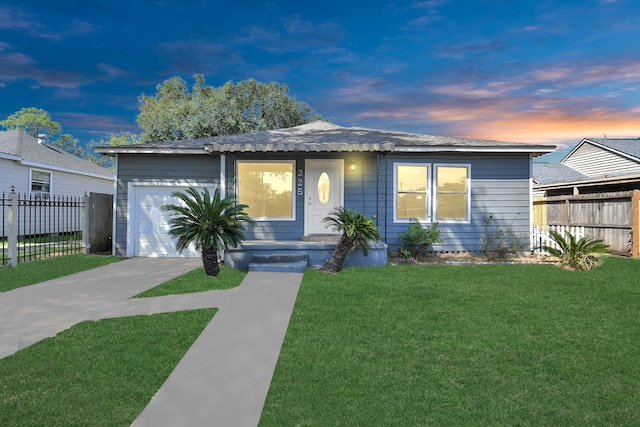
[[0, 258, 303, 426]]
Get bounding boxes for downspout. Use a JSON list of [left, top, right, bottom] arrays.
[[111, 154, 118, 256], [220, 154, 226, 198], [529, 154, 534, 252], [376, 152, 388, 245]]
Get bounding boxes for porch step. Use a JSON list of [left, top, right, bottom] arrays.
[[301, 234, 340, 242], [247, 253, 309, 273]]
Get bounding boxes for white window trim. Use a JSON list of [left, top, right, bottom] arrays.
[[236, 160, 296, 221], [393, 162, 432, 224], [433, 163, 471, 224], [29, 168, 52, 198]]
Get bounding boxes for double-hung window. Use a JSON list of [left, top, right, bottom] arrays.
[[435, 165, 469, 222], [237, 161, 295, 220], [395, 164, 430, 221], [30, 169, 51, 199]]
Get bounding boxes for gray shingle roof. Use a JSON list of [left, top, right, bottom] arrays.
[[584, 138, 640, 160], [0, 130, 114, 179], [97, 121, 555, 155], [533, 162, 588, 185]]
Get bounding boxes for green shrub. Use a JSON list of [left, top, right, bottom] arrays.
[[398, 220, 443, 261], [543, 230, 609, 271], [322, 207, 381, 273], [480, 213, 528, 260]]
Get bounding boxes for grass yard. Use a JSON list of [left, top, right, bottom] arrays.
[[0, 308, 216, 427], [0, 254, 121, 292], [135, 265, 246, 297], [260, 256, 640, 426]]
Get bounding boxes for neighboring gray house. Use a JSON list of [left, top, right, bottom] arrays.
[[96, 121, 553, 267], [534, 138, 640, 197]]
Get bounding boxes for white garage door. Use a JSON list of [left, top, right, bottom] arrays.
[[132, 185, 214, 257]]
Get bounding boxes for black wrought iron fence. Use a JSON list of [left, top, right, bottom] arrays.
[[1, 192, 7, 266], [1, 191, 84, 266]]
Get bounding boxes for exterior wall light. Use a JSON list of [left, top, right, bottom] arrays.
[[349, 161, 356, 171]]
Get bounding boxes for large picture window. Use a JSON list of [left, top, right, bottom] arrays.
[[237, 161, 294, 220], [435, 165, 469, 221], [395, 164, 429, 220]]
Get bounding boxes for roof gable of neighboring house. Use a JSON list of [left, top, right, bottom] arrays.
[[532, 162, 588, 185], [0, 130, 114, 180], [562, 138, 640, 178], [96, 120, 555, 156]]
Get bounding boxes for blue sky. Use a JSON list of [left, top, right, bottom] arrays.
[[1, 0, 639, 161]]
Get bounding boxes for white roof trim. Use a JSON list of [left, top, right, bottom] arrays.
[[19, 160, 114, 181], [394, 146, 554, 154], [0, 152, 22, 161], [561, 138, 640, 163], [95, 147, 209, 155], [534, 172, 640, 189]]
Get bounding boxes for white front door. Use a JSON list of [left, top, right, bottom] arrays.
[[304, 159, 344, 235]]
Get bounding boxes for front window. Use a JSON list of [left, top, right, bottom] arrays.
[[435, 165, 469, 221], [237, 161, 294, 220], [30, 169, 51, 199], [396, 164, 429, 220]]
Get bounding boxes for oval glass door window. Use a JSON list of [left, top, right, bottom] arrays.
[[317, 172, 331, 205]]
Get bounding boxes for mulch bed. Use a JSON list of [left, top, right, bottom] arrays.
[[387, 251, 557, 265]]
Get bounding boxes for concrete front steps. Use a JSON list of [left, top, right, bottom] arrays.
[[247, 253, 309, 273], [225, 240, 388, 271]]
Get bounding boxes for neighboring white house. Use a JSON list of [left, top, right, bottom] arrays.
[[0, 129, 114, 197], [533, 138, 640, 197]]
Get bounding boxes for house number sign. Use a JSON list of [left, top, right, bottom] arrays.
[[297, 168, 303, 196]]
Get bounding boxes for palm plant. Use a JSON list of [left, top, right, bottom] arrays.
[[322, 207, 381, 273], [543, 230, 609, 271], [161, 187, 254, 276]]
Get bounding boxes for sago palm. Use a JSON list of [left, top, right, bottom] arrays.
[[162, 187, 254, 276], [322, 207, 381, 273], [543, 230, 609, 271]]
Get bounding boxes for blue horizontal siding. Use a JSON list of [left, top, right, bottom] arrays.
[[115, 154, 220, 256], [383, 153, 532, 252], [115, 151, 533, 255]]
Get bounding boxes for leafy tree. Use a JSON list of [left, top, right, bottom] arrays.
[[0, 107, 62, 137], [86, 132, 141, 169], [543, 230, 609, 271], [322, 207, 381, 274], [137, 75, 322, 142], [162, 187, 254, 276], [51, 133, 85, 156]]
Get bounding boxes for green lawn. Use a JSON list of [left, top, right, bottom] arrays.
[[260, 256, 640, 426], [3, 255, 639, 425], [135, 265, 246, 297], [0, 255, 243, 425], [0, 309, 216, 427], [0, 254, 121, 292]]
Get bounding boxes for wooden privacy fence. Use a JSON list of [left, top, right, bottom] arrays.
[[533, 190, 640, 257]]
